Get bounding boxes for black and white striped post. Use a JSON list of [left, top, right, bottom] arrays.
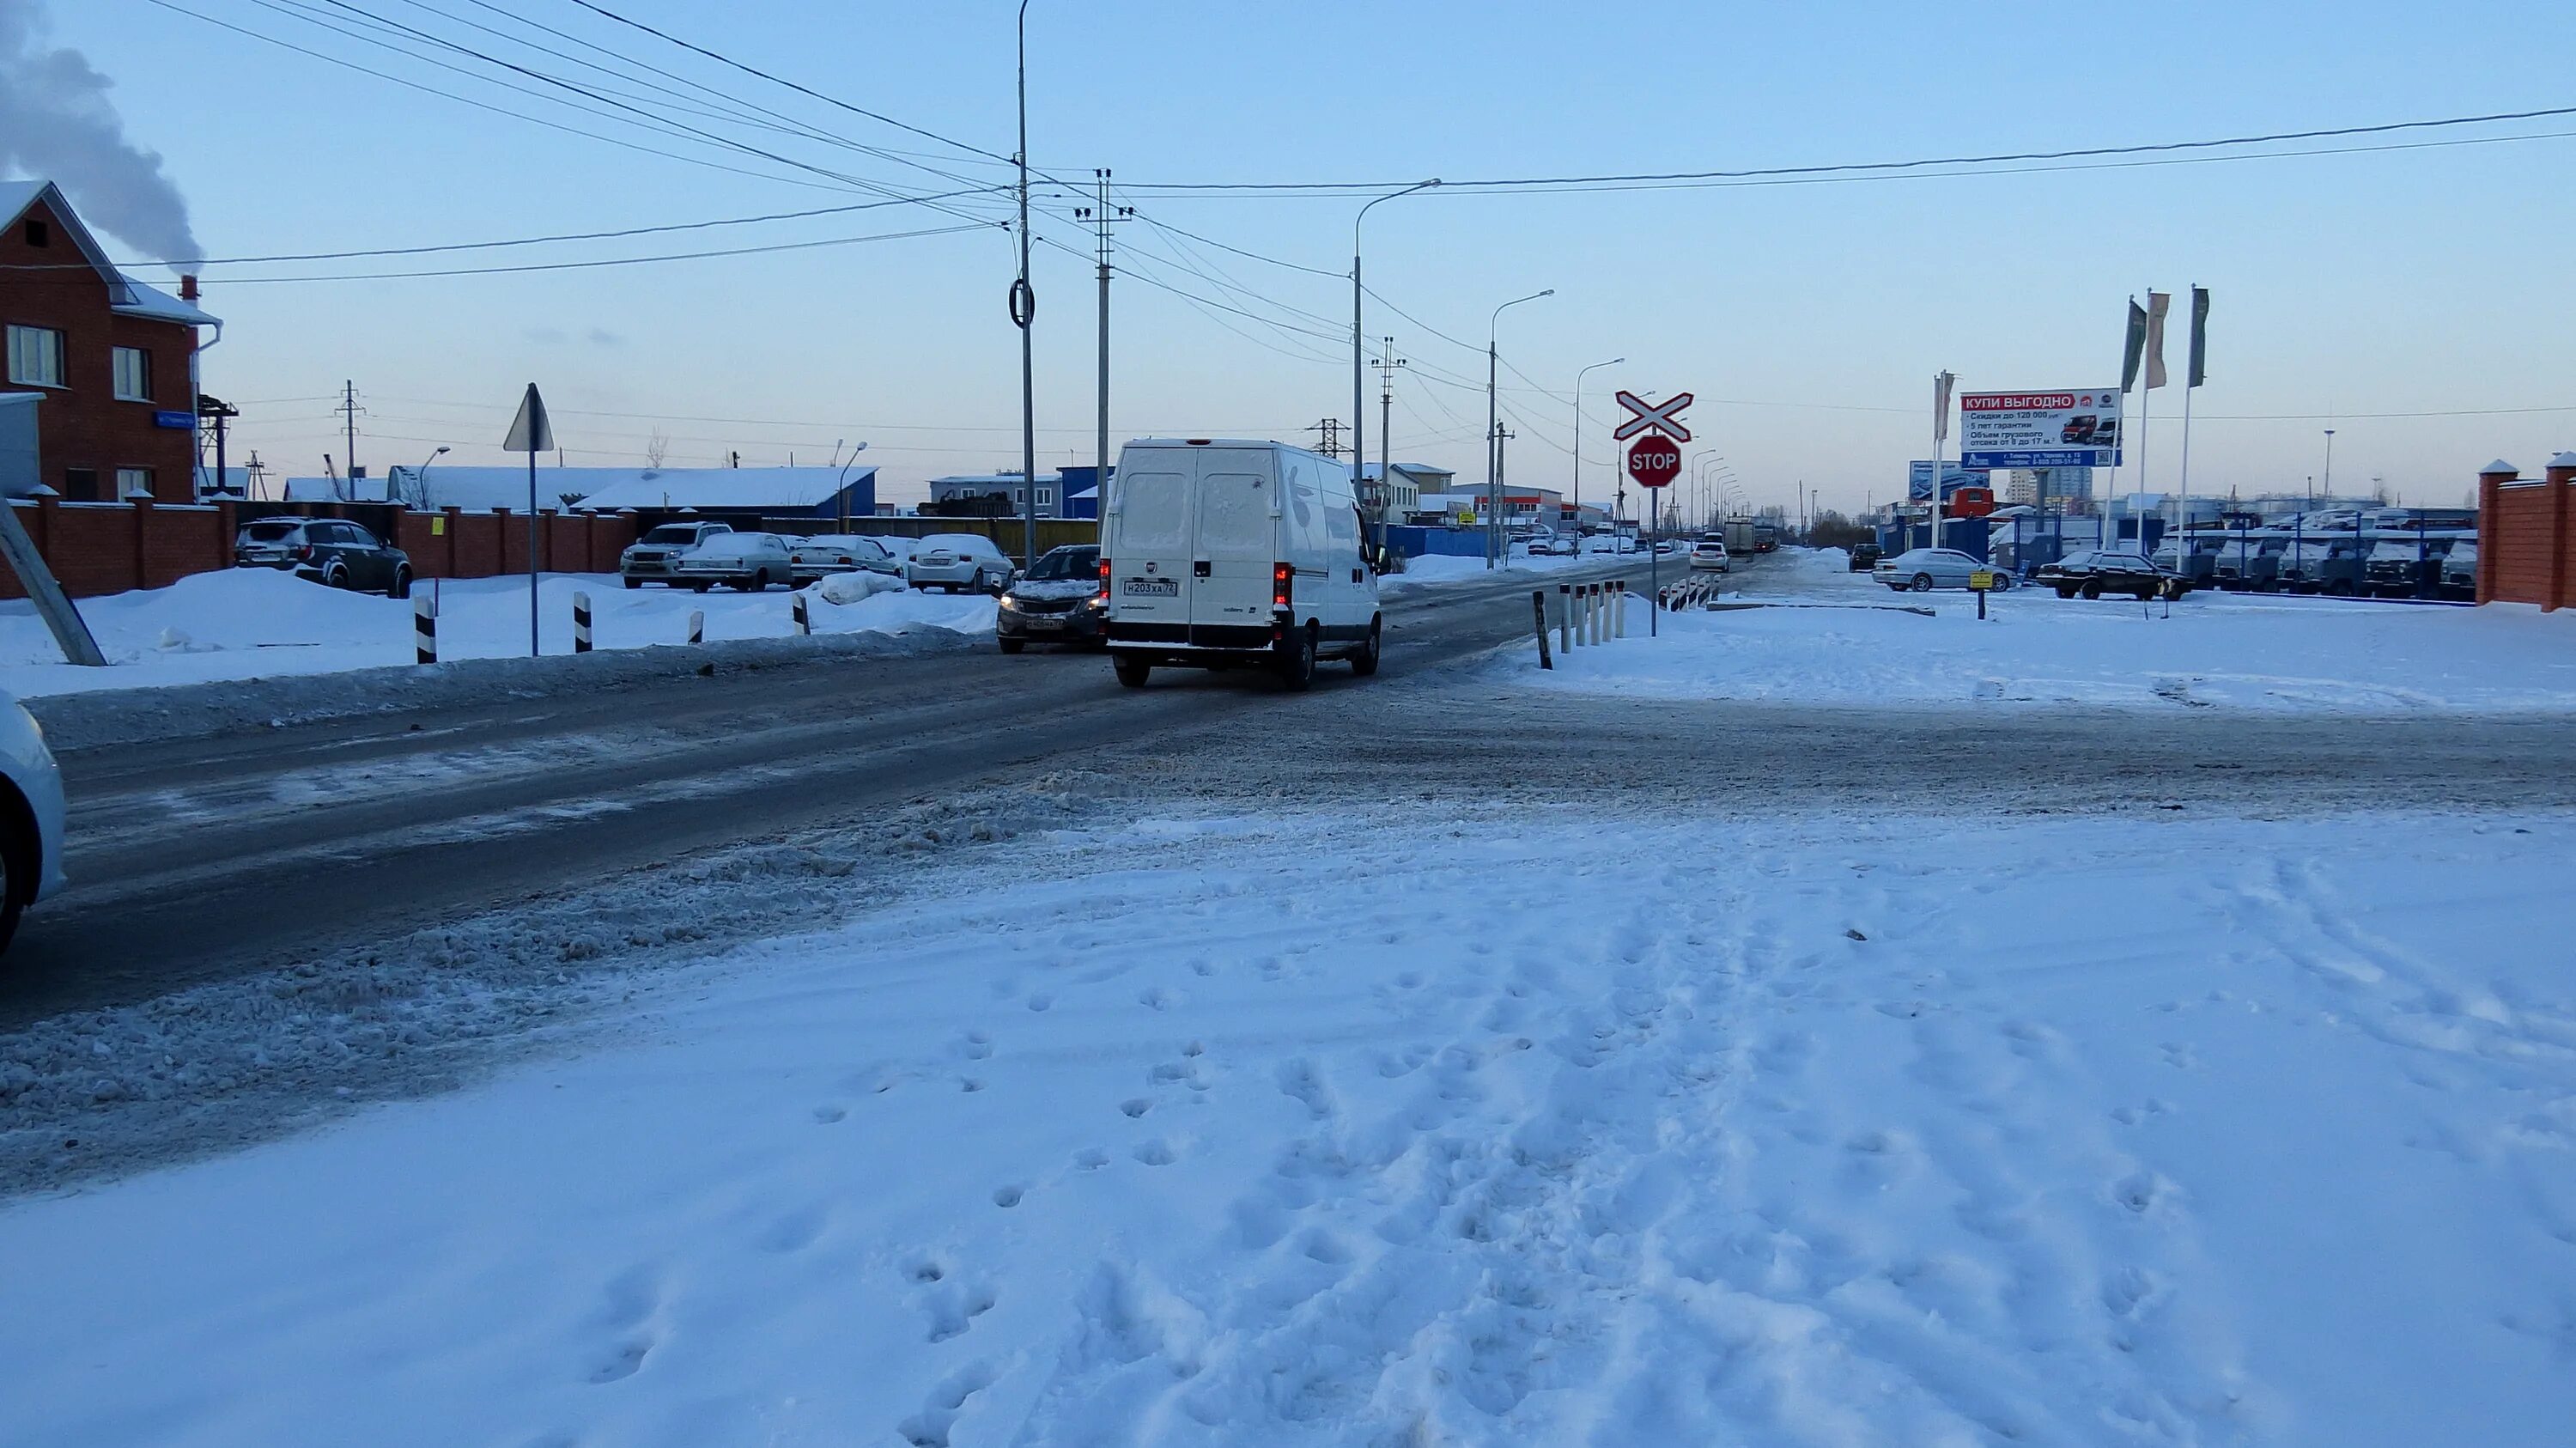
[[1558, 583, 1572, 651], [572, 590, 592, 654], [687, 609, 704, 646], [791, 593, 811, 636], [412, 592, 435, 665], [1530, 589, 1552, 669]]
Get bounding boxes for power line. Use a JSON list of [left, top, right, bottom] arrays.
[[1112, 104, 2576, 193], [207, 221, 990, 283]]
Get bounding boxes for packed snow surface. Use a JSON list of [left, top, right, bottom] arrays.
[[1510, 549, 2576, 711], [5, 806, 2573, 1445], [0, 569, 994, 697]]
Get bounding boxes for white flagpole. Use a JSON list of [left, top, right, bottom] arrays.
[[2176, 286, 2203, 585], [2136, 362, 2152, 555]]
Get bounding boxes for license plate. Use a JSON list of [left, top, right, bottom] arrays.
[[1123, 578, 1178, 597], [1024, 617, 1064, 630]]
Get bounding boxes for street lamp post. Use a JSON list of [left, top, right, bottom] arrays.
[[835, 440, 870, 533], [414, 445, 447, 510], [1486, 289, 1552, 567], [1353, 180, 1439, 538], [1572, 356, 1622, 536], [1015, 0, 1037, 570]]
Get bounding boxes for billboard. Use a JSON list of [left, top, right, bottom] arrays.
[[1907, 461, 1990, 502], [1959, 388, 2123, 470]]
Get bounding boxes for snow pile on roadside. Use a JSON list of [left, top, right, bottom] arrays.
[[0, 569, 996, 699], [5, 806, 2572, 1445], [1508, 590, 2576, 712], [1382, 549, 1594, 593]]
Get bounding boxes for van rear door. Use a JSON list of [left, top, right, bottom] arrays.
[[1109, 459, 1192, 629], [1190, 448, 1277, 638]]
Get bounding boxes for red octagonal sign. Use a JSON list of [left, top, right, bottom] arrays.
[[1626, 435, 1681, 489]]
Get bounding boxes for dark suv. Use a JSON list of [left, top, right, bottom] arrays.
[[1847, 542, 1883, 571], [234, 517, 413, 597]]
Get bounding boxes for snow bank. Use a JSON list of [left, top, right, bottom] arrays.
[[4, 806, 2572, 1445], [1509, 589, 2576, 712], [0, 569, 995, 699], [1382, 549, 1596, 593]]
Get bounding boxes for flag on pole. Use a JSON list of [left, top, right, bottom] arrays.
[[2122, 298, 2148, 392], [1932, 370, 1955, 443], [2142, 291, 2171, 390], [2188, 286, 2210, 388]]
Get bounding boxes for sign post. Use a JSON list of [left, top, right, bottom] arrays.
[[502, 384, 555, 659], [1619, 391, 1692, 638]]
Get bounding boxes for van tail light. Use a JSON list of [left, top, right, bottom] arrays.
[[1097, 557, 1111, 600], [1272, 562, 1292, 610]]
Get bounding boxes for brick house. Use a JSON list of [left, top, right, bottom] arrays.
[[1, 179, 217, 502]]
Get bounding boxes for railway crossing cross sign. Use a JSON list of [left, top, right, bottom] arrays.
[[1613, 389, 1694, 443]]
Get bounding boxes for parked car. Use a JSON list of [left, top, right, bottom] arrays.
[[907, 532, 1015, 593], [2442, 541, 2479, 599], [1873, 547, 1997, 592], [2034, 549, 2184, 599], [1585, 534, 1639, 555], [787, 533, 901, 586], [1847, 542, 1883, 571], [234, 517, 413, 597], [670, 531, 793, 592], [1529, 532, 1577, 557], [2214, 536, 2286, 591], [1688, 539, 1731, 573], [997, 545, 1105, 654], [0, 687, 66, 955], [620, 521, 735, 588], [1102, 438, 1379, 690], [2365, 538, 2451, 597]]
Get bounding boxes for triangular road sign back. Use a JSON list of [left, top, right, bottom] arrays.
[[502, 383, 554, 453]]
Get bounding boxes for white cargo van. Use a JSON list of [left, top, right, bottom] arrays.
[[1101, 438, 1382, 689]]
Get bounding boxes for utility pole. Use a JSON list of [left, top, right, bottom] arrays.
[[1308, 418, 1344, 459], [1376, 338, 1404, 532], [1496, 428, 1514, 542], [1014, 0, 1037, 569], [334, 380, 363, 499], [1076, 169, 1130, 520]]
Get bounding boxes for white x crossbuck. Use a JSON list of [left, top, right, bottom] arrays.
[[1613, 389, 1694, 442]]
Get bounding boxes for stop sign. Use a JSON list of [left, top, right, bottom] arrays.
[[1626, 435, 1681, 489]]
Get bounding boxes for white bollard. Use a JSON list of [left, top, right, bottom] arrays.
[[687, 609, 705, 646], [1588, 583, 1603, 645], [572, 590, 592, 654], [1612, 581, 1626, 638], [412, 592, 435, 665], [1558, 583, 1572, 651], [792, 593, 811, 636]]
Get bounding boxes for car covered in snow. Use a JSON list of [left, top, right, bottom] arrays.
[[906, 532, 1014, 593], [1873, 547, 1998, 592], [2034, 549, 2184, 599], [234, 517, 414, 598], [2442, 541, 2479, 599], [996, 545, 1105, 654], [787, 533, 901, 586], [669, 531, 793, 592], [0, 687, 66, 954], [619, 521, 733, 588]]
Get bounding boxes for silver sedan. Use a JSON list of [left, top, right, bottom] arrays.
[[1872, 547, 2008, 593]]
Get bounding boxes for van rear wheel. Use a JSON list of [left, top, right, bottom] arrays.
[[1277, 624, 1316, 691], [1349, 618, 1382, 677], [1112, 654, 1151, 688]]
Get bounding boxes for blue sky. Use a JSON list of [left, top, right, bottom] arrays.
[[25, 0, 2576, 512]]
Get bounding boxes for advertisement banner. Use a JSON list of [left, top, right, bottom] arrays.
[[1959, 388, 2123, 470], [1907, 461, 1990, 502]]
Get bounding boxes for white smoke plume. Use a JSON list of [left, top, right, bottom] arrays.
[[0, 0, 203, 269]]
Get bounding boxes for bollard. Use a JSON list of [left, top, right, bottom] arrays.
[[687, 609, 705, 646], [792, 593, 811, 636], [572, 590, 592, 654], [1613, 581, 1627, 638], [1589, 583, 1604, 645], [413, 592, 436, 665], [1531, 589, 1552, 670], [1558, 583, 1573, 651]]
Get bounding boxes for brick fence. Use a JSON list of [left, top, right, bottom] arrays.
[[2477, 454, 2576, 610], [0, 498, 642, 601]]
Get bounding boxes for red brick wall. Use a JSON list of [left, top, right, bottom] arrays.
[[0, 197, 199, 501], [0, 500, 641, 599], [2479, 465, 2576, 610]]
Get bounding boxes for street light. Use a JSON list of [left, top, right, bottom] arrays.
[[1571, 356, 1621, 532], [1353, 180, 1439, 536], [835, 440, 870, 533], [1486, 289, 1552, 566], [414, 445, 447, 509]]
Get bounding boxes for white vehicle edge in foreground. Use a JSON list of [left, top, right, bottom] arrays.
[[0, 689, 66, 952]]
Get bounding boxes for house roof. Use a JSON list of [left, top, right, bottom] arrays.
[[0, 179, 220, 327], [567, 465, 876, 511]]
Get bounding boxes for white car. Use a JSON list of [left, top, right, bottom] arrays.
[[1689, 540, 1731, 572], [907, 532, 1015, 593], [0, 689, 67, 953], [671, 532, 793, 592], [787, 533, 901, 586], [1874, 547, 1990, 592]]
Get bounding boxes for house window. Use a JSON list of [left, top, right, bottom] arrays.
[[1037, 487, 1054, 506], [22, 219, 47, 247], [112, 346, 152, 401], [62, 467, 99, 502], [6, 324, 66, 387], [117, 467, 154, 499], [1013, 488, 1026, 502]]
